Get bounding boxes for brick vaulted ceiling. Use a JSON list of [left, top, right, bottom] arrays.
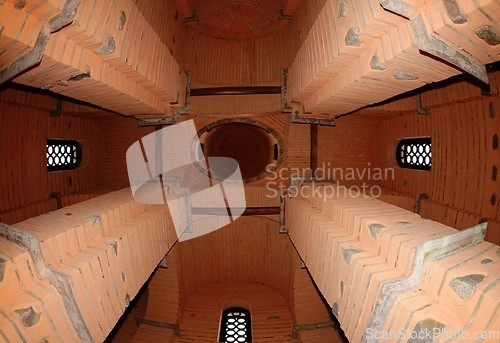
[[0, 0, 498, 118], [183, 0, 294, 40]]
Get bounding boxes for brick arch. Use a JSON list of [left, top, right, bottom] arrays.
[[220, 298, 252, 312], [174, 283, 297, 342]]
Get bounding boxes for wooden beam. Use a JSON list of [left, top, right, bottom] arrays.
[[136, 319, 180, 336], [292, 321, 336, 338], [191, 207, 280, 216], [190, 86, 281, 97]]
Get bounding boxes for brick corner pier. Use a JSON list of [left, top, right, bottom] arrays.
[[0, 188, 176, 342], [0, 184, 498, 342], [285, 184, 499, 343]]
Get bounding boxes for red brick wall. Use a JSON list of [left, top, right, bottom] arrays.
[[0, 88, 105, 224], [317, 115, 381, 187], [97, 116, 154, 191], [371, 70, 500, 244], [177, 217, 294, 301], [289, 254, 345, 342], [175, 0, 327, 88]]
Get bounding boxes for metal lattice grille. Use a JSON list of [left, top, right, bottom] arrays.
[[396, 137, 431, 171], [219, 308, 252, 343], [46, 139, 82, 172]]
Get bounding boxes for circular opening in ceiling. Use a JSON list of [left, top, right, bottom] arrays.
[[198, 119, 282, 182], [186, 1, 292, 40]]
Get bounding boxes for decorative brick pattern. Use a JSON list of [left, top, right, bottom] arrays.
[[285, 184, 498, 342], [0, 0, 76, 82], [0, 189, 177, 342], [12, 0, 186, 116], [287, 0, 494, 117]]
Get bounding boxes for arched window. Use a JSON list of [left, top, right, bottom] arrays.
[[396, 137, 431, 171], [46, 139, 82, 172], [219, 307, 252, 342]]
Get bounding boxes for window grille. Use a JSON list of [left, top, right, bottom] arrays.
[[219, 307, 252, 343], [396, 137, 431, 171], [46, 139, 82, 172]]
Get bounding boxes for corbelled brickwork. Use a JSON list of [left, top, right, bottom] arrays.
[[0, 1, 498, 342], [287, 0, 494, 117], [0, 0, 80, 83], [13, 0, 186, 116], [2, 0, 496, 118], [0, 189, 176, 342], [285, 184, 498, 342]]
